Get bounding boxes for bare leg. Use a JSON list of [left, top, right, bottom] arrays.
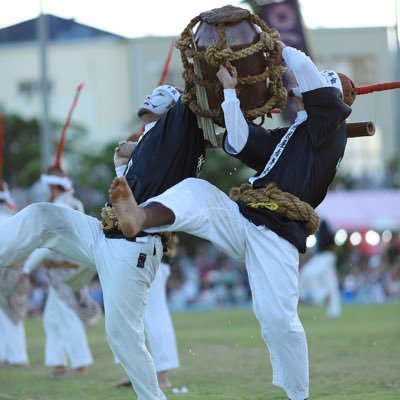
[[108, 176, 175, 237]]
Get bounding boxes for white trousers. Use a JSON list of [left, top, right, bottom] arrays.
[[43, 287, 93, 368], [144, 178, 309, 400], [145, 262, 179, 372], [299, 251, 342, 319], [0, 203, 166, 400], [0, 307, 29, 365]]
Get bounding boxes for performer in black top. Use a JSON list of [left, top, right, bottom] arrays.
[[0, 84, 205, 400], [108, 42, 351, 400], [105, 85, 205, 239]]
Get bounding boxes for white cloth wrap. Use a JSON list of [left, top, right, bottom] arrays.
[[0, 203, 166, 400], [142, 178, 309, 400]]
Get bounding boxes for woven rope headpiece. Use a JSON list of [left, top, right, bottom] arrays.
[[175, 5, 287, 126]]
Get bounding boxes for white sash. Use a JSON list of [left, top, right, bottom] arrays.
[[249, 112, 307, 184]]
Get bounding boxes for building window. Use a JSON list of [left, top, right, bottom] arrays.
[[18, 80, 52, 98], [351, 56, 375, 85], [319, 55, 376, 86]]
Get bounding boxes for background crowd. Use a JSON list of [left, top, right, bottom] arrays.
[[24, 215, 400, 317]]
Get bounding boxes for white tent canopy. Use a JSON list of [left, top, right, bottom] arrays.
[[316, 189, 400, 231]]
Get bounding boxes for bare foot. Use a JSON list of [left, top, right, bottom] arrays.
[[70, 366, 86, 376], [157, 371, 172, 389], [50, 365, 67, 378], [108, 176, 145, 237], [115, 376, 132, 388]]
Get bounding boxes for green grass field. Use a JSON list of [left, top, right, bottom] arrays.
[[0, 302, 399, 400]]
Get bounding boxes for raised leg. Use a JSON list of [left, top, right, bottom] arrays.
[[0, 203, 98, 269], [108, 176, 175, 237]]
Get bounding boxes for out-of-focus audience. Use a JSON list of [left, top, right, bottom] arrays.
[[24, 232, 400, 316], [340, 235, 400, 304], [11, 169, 400, 315]]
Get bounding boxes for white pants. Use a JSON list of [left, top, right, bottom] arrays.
[[144, 178, 309, 400], [145, 262, 179, 372], [0, 203, 166, 400], [43, 287, 93, 368], [299, 251, 342, 319], [0, 308, 29, 365]]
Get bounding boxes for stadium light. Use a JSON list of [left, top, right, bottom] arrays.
[[381, 229, 393, 243], [350, 231, 362, 246], [365, 230, 380, 246], [306, 234, 317, 248], [334, 229, 348, 246]]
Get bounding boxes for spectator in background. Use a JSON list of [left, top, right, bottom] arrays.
[[22, 166, 101, 377], [299, 220, 342, 318], [0, 180, 29, 367]]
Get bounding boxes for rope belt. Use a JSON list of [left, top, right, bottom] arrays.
[[229, 183, 320, 236], [101, 205, 121, 232], [101, 206, 173, 251]]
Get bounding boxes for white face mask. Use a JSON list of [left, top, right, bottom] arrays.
[[139, 85, 181, 116], [140, 89, 174, 115]]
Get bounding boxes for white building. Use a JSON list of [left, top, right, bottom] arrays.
[[0, 15, 398, 178], [309, 26, 400, 179]]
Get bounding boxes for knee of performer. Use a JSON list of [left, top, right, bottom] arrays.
[[28, 203, 58, 226], [30, 202, 57, 215], [183, 178, 216, 197], [185, 177, 209, 188], [261, 311, 294, 338], [104, 316, 141, 352]]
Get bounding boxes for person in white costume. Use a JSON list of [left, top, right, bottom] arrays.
[[115, 235, 180, 390], [299, 220, 342, 319], [22, 166, 101, 377], [0, 84, 205, 400], [0, 181, 29, 367], [108, 41, 352, 400], [145, 238, 180, 388]]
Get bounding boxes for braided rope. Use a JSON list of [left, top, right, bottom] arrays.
[[175, 7, 287, 126], [229, 183, 320, 236]]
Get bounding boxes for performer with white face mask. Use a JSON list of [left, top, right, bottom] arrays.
[[0, 84, 206, 400], [107, 42, 353, 400], [112, 90, 184, 390]]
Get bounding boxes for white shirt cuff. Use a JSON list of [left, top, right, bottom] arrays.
[[115, 165, 126, 177], [223, 88, 238, 101]]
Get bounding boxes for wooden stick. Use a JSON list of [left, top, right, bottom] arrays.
[[347, 121, 375, 138], [54, 83, 84, 168]]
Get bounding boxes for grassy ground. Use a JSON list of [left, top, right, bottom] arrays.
[[0, 302, 399, 400]]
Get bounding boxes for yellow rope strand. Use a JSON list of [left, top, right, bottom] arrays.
[[229, 183, 320, 236]]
